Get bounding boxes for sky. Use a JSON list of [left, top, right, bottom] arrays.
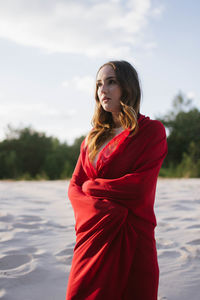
[[0, 0, 199, 144]]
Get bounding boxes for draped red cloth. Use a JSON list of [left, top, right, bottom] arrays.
[[66, 114, 168, 300]]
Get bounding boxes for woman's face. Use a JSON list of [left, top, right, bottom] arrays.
[[96, 65, 122, 115]]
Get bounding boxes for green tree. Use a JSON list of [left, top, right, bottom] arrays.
[[157, 92, 200, 177], [177, 141, 200, 177], [157, 93, 200, 167], [0, 125, 85, 180]]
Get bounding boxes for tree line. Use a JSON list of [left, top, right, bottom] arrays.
[[157, 93, 200, 177], [0, 93, 199, 180], [0, 126, 85, 180]]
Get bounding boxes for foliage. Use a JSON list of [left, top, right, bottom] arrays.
[[157, 92, 200, 177], [0, 125, 85, 180]]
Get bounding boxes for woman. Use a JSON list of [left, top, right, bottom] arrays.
[[66, 60, 167, 300]]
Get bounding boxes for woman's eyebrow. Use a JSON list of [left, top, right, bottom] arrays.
[[96, 76, 116, 82]]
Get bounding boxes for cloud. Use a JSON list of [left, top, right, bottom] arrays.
[[0, 0, 164, 58], [62, 75, 95, 94], [151, 4, 165, 18], [0, 103, 77, 120]]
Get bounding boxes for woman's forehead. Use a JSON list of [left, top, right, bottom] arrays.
[[97, 65, 116, 81]]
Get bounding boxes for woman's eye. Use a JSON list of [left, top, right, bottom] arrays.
[[97, 82, 102, 88], [108, 79, 116, 85]]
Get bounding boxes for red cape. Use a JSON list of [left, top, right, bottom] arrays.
[[66, 114, 167, 300]]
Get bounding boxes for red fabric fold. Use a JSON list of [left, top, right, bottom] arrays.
[[66, 114, 167, 300]]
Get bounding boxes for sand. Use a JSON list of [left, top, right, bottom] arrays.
[[0, 179, 200, 300]]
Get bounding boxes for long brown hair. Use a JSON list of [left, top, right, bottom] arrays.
[[85, 60, 141, 162]]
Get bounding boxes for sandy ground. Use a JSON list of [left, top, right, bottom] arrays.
[[0, 178, 200, 300]]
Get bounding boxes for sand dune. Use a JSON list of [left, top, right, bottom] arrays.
[[0, 179, 200, 300]]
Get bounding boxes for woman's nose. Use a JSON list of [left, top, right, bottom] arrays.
[[101, 83, 108, 94]]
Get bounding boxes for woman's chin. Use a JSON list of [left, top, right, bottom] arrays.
[[102, 105, 112, 112]]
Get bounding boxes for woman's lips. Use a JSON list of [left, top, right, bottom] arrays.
[[102, 97, 110, 102]]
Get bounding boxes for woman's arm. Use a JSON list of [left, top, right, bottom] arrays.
[[68, 148, 129, 235], [82, 121, 168, 205]]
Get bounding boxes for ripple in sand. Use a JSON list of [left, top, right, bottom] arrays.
[[19, 215, 42, 222], [13, 222, 40, 230], [187, 239, 200, 245], [162, 217, 177, 221], [180, 246, 200, 264], [45, 220, 67, 229], [158, 250, 181, 259], [0, 231, 14, 243], [55, 247, 74, 265], [56, 247, 74, 257], [29, 207, 45, 212], [172, 204, 193, 211], [157, 239, 177, 249], [0, 253, 36, 278], [33, 200, 48, 205], [186, 224, 200, 229], [158, 222, 178, 232], [182, 217, 195, 222], [0, 212, 14, 222]]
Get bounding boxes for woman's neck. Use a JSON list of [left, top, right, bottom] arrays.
[[112, 112, 121, 128]]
